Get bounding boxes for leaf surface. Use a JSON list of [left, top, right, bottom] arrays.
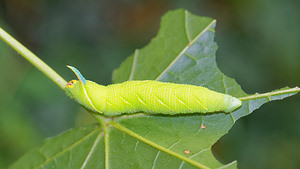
[[9, 9, 299, 169]]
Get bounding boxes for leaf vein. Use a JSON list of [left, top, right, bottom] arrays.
[[129, 49, 139, 80], [151, 151, 161, 169], [109, 121, 211, 169], [34, 127, 100, 169], [184, 10, 191, 42], [80, 132, 103, 169], [155, 19, 216, 81]]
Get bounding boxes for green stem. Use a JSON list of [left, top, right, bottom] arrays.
[[239, 86, 300, 101], [109, 120, 211, 169], [0, 27, 67, 90]]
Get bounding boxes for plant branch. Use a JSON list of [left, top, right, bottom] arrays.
[[239, 86, 300, 101], [0, 27, 67, 90]]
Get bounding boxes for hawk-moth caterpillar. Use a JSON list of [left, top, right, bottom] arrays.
[[65, 66, 242, 116]]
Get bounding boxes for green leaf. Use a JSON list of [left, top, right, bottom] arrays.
[[9, 9, 299, 169]]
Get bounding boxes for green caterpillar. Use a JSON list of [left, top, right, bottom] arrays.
[[65, 66, 242, 116]]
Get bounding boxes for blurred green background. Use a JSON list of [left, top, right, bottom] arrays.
[[0, 0, 299, 168]]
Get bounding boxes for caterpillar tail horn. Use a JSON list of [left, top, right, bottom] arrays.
[[66, 66, 98, 112], [67, 65, 87, 84]]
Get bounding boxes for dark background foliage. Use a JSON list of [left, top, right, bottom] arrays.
[[0, 0, 299, 168]]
